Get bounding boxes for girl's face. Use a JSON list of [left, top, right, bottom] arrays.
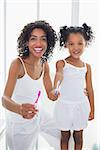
[[65, 33, 86, 59], [28, 28, 47, 58]]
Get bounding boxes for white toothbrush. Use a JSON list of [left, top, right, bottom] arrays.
[[55, 80, 61, 96]]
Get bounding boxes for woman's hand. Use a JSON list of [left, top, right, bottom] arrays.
[[19, 103, 38, 119]]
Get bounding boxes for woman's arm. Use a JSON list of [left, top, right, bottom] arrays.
[[43, 62, 52, 97], [86, 64, 95, 120], [2, 59, 22, 114], [2, 58, 37, 119]]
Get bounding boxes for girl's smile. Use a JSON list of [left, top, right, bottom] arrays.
[[66, 33, 86, 59]]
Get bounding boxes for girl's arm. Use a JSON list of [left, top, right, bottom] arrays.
[[53, 60, 65, 89], [43, 60, 64, 101], [2, 59, 37, 119], [86, 64, 94, 120]]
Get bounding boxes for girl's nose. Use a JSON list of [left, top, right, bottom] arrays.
[[74, 44, 79, 49]]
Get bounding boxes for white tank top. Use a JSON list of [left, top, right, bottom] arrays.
[[7, 57, 44, 122], [59, 60, 87, 103]]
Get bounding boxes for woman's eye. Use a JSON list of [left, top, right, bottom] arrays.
[[30, 37, 36, 40], [42, 37, 47, 41]]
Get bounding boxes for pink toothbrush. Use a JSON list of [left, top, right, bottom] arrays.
[[34, 90, 41, 104], [28, 91, 41, 114]]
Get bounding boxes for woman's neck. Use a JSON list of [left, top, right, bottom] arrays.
[[23, 55, 41, 66]]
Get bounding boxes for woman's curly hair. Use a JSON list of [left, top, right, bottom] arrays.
[[59, 23, 94, 47], [17, 20, 57, 61]]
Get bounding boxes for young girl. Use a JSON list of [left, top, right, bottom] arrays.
[[49, 23, 94, 150], [2, 20, 60, 150]]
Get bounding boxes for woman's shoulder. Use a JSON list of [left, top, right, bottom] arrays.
[[10, 57, 22, 68], [42, 61, 50, 74], [8, 57, 24, 76]]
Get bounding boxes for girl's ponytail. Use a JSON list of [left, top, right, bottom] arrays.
[[59, 26, 68, 47], [82, 23, 94, 44]]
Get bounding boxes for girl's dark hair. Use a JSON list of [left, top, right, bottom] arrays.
[[17, 20, 57, 61], [59, 23, 94, 47]]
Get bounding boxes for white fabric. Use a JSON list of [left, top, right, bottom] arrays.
[[54, 60, 90, 131], [6, 57, 61, 150], [6, 121, 39, 150], [39, 107, 61, 150], [6, 108, 61, 150]]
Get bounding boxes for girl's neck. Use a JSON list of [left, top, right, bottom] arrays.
[[66, 56, 84, 67], [68, 56, 81, 63]]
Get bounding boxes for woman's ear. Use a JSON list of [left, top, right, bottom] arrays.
[[26, 42, 29, 47], [64, 43, 67, 48]]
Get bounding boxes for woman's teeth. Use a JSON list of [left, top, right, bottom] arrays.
[[34, 48, 42, 52]]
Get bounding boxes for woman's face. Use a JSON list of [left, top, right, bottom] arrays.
[[28, 28, 47, 58], [65, 33, 86, 59]]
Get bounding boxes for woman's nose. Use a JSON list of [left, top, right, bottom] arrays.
[[36, 39, 42, 46]]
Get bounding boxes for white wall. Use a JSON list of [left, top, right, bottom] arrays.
[[79, 1, 99, 149]]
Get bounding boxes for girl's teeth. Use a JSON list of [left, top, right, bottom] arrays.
[[74, 51, 79, 54]]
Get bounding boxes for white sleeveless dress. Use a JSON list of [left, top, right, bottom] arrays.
[[54, 60, 90, 131], [6, 57, 61, 150]]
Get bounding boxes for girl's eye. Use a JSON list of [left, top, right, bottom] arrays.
[[68, 43, 74, 46], [78, 42, 83, 45]]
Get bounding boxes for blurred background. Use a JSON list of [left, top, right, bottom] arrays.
[[0, 0, 99, 149]]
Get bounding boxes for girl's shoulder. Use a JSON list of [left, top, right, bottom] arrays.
[[85, 63, 91, 68], [85, 63, 92, 72], [56, 59, 65, 69]]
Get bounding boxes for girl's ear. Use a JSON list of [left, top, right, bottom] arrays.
[[85, 42, 87, 47], [64, 44, 66, 48], [83, 41, 87, 48]]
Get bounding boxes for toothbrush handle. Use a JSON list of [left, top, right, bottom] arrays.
[[54, 88, 59, 96], [54, 80, 61, 96]]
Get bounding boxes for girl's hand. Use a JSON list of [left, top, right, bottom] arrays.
[[19, 103, 38, 119], [49, 89, 60, 101], [84, 88, 88, 96], [88, 111, 94, 121]]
